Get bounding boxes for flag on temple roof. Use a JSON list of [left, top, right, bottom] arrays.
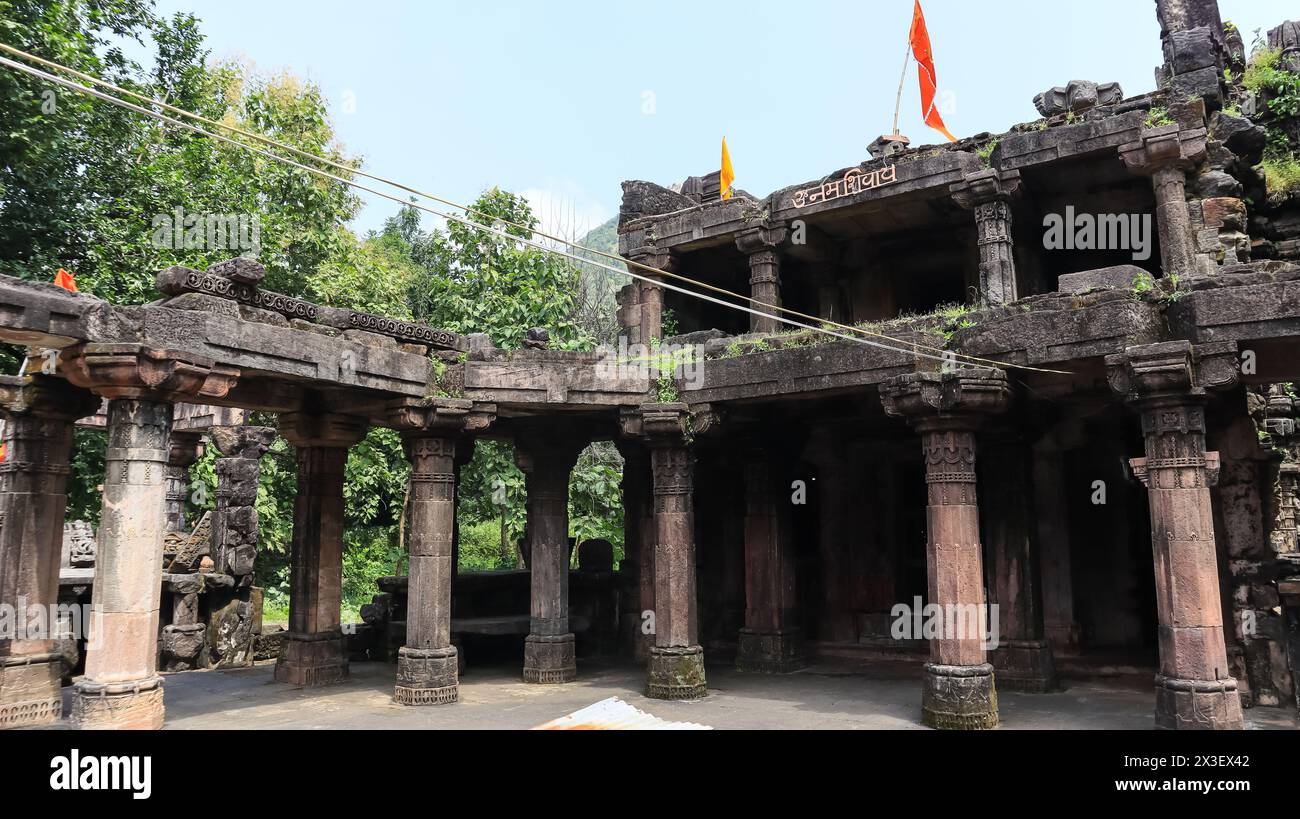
[[720, 137, 735, 200], [54, 268, 77, 292], [909, 0, 957, 143]]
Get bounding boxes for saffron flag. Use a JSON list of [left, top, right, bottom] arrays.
[[909, 0, 957, 143], [54, 268, 77, 292], [720, 137, 735, 200]]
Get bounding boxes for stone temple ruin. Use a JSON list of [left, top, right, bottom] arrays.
[[1, 0, 1300, 730]]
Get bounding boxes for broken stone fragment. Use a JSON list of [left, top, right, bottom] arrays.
[[1033, 80, 1123, 116], [209, 257, 266, 284], [210, 425, 276, 459], [524, 327, 551, 349]]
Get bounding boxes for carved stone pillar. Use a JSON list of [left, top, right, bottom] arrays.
[[624, 246, 676, 344], [1107, 340, 1245, 729], [951, 169, 1021, 307], [881, 369, 1011, 729], [736, 225, 789, 334], [515, 427, 584, 683], [164, 430, 202, 534], [1119, 126, 1208, 276], [61, 343, 235, 729], [386, 397, 490, 705], [639, 403, 706, 699], [1031, 444, 1082, 655], [0, 376, 98, 729], [617, 443, 654, 660], [981, 431, 1056, 691], [737, 447, 804, 673], [275, 412, 368, 687]]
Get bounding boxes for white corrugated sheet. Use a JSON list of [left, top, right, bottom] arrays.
[[531, 696, 712, 730]]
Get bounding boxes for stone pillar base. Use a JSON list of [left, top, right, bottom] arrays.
[[736, 628, 806, 674], [646, 645, 707, 700], [72, 677, 164, 730], [522, 633, 576, 684], [394, 646, 459, 705], [921, 663, 998, 730], [991, 640, 1057, 692], [274, 631, 349, 687], [1154, 674, 1244, 730], [0, 654, 64, 729]]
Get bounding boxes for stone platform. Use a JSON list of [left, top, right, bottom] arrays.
[[37, 660, 1299, 731]]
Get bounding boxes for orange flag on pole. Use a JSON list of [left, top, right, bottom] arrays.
[[720, 137, 735, 200], [909, 0, 957, 143], [54, 268, 77, 292]]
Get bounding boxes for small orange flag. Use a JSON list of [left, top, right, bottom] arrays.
[[720, 137, 735, 200], [909, 1, 957, 143], [54, 268, 77, 292]]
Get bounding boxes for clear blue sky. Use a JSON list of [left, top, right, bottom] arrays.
[[150, 0, 1293, 237]]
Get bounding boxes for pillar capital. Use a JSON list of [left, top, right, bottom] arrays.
[[0, 374, 100, 422], [1105, 340, 1239, 404], [735, 224, 789, 256], [624, 244, 678, 276], [880, 369, 1012, 427], [1118, 125, 1208, 176], [384, 396, 496, 439], [620, 402, 697, 449], [277, 411, 367, 449], [949, 168, 1022, 209], [62, 343, 238, 403]]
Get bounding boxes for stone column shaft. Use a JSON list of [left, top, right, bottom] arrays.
[[1135, 396, 1243, 728], [164, 431, 202, 534], [1119, 126, 1207, 277], [1152, 165, 1195, 274], [74, 398, 173, 729], [746, 251, 782, 334], [737, 226, 788, 334], [0, 376, 95, 729], [517, 437, 581, 684], [882, 369, 1010, 729], [396, 435, 459, 704], [639, 402, 707, 700], [1107, 340, 1244, 729], [275, 413, 366, 687], [1031, 448, 1082, 655], [737, 449, 804, 673], [951, 169, 1021, 307], [982, 437, 1056, 691]]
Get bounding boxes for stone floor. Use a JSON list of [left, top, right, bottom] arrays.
[[56, 659, 1296, 730]]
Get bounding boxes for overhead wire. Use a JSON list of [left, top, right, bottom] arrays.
[[0, 44, 1070, 374]]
